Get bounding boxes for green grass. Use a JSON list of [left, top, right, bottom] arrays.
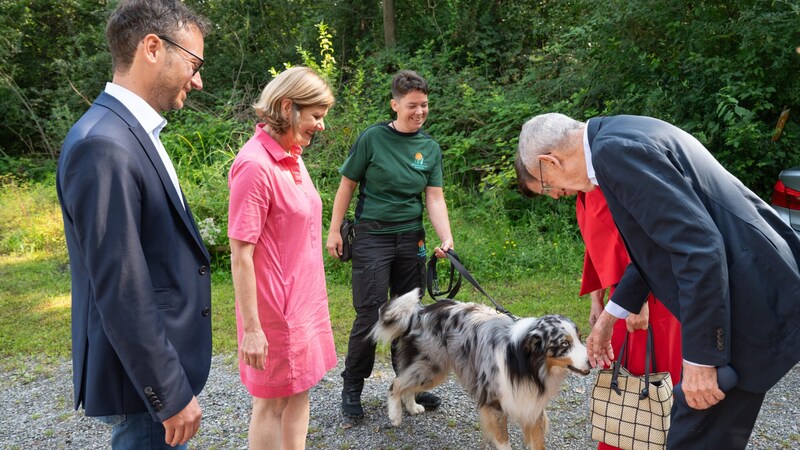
[[0, 176, 590, 369], [0, 251, 72, 358]]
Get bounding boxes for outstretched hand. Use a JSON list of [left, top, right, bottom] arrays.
[[586, 310, 616, 368]]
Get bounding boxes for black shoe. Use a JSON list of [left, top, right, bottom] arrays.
[[415, 392, 442, 410], [341, 381, 365, 419]]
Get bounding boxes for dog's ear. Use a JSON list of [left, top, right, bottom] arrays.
[[522, 329, 549, 391], [524, 330, 548, 356]]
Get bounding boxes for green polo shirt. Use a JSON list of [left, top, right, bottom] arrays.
[[339, 122, 443, 234]]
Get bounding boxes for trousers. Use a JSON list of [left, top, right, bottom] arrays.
[[96, 412, 188, 450], [342, 229, 426, 382]]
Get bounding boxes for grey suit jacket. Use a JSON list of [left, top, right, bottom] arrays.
[[588, 115, 800, 392], [56, 92, 212, 421]]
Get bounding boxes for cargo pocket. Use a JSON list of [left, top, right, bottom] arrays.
[[352, 263, 377, 308]]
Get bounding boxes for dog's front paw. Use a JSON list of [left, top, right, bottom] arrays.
[[388, 408, 403, 427], [406, 402, 425, 415], [401, 393, 426, 415], [388, 396, 403, 426]]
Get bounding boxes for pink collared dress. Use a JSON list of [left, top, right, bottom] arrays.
[[228, 124, 337, 398]]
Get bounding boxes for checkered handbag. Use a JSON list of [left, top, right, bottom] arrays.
[[589, 329, 673, 450]]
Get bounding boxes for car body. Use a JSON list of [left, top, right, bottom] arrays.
[[770, 166, 800, 233]]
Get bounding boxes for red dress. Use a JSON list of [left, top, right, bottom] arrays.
[[576, 188, 682, 450]]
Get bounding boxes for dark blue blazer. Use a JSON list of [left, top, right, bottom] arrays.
[[56, 92, 212, 421], [588, 115, 800, 393]]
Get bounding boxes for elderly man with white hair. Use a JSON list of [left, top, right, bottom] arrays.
[[516, 113, 800, 449]]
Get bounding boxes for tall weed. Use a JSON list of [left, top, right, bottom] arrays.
[[0, 174, 64, 255]]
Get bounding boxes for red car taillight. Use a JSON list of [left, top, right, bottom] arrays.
[[771, 180, 800, 211]]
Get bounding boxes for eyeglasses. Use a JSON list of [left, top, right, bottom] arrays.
[[158, 35, 204, 75], [539, 158, 554, 194]]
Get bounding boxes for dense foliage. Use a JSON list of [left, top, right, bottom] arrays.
[[2, 0, 799, 257]]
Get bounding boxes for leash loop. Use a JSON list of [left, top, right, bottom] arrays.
[[426, 249, 517, 320]]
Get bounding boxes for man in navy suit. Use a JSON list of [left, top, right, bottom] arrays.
[[516, 113, 800, 449], [56, 1, 212, 448]]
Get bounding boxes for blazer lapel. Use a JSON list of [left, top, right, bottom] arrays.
[[95, 93, 210, 262]]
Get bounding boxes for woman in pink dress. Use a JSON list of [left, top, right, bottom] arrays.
[[228, 67, 337, 449]]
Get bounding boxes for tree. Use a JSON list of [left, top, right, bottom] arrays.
[[382, 0, 396, 48]]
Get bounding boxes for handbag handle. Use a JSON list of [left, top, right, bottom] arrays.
[[610, 329, 653, 400], [621, 326, 657, 373]]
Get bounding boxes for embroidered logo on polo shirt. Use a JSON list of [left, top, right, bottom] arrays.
[[409, 152, 427, 170]]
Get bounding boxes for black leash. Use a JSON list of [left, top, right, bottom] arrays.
[[426, 249, 517, 320]]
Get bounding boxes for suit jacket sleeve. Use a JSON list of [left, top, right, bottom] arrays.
[[60, 136, 194, 421], [593, 138, 730, 366]]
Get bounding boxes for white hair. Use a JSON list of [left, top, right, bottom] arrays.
[[517, 113, 584, 170]]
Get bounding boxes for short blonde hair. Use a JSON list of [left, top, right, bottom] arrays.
[[252, 67, 335, 135]]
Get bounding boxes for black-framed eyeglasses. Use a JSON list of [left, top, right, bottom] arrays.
[[158, 35, 204, 75], [538, 158, 553, 194]]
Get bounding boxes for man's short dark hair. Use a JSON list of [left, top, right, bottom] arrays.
[[391, 70, 429, 99], [106, 0, 210, 73]]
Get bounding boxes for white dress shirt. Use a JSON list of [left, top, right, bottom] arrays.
[[104, 82, 184, 208]]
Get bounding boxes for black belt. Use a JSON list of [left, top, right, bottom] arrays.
[[354, 217, 422, 233]]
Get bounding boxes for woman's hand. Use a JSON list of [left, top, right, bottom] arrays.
[[589, 289, 605, 329], [326, 230, 342, 259], [434, 239, 453, 258], [239, 328, 268, 370]]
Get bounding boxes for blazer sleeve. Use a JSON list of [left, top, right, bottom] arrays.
[[612, 262, 654, 314], [593, 139, 730, 366], [60, 136, 194, 421]]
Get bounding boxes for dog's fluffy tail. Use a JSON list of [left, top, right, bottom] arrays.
[[369, 288, 422, 344]]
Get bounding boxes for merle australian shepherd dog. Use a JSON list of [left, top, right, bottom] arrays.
[[370, 288, 591, 450]]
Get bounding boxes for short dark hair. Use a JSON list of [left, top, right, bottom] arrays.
[[391, 70, 429, 99], [514, 152, 537, 198], [106, 0, 210, 73]]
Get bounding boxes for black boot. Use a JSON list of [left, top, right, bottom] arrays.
[[415, 391, 442, 410], [341, 378, 365, 419]]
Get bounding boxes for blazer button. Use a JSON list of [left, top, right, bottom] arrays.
[[154, 403, 164, 412], [202, 307, 211, 317], [198, 266, 208, 275], [144, 386, 153, 395]]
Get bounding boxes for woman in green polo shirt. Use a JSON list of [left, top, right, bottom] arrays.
[[326, 70, 454, 420]]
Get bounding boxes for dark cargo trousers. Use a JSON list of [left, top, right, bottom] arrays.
[[342, 228, 426, 383]]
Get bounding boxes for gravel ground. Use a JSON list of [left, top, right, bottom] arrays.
[[2, 356, 798, 449]]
